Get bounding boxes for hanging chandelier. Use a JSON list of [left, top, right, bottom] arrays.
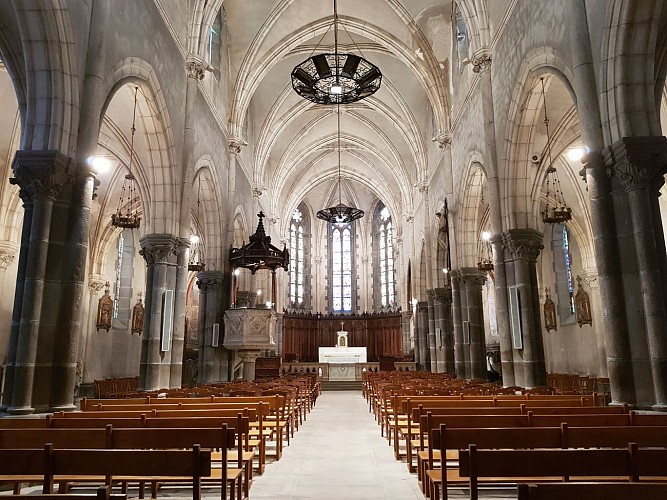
[[477, 231, 494, 272], [111, 86, 141, 229], [291, 0, 382, 105], [188, 175, 205, 272], [316, 104, 364, 224], [539, 77, 572, 224]]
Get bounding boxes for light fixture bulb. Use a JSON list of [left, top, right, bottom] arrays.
[[189, 234, 200, 244], [92, 156, 111, 173], [256, 290, 262, 296], [330, 84, 342, 94], [443, 268, 449, 274], [265, 301, 272, 309], [567, 148, 584, 162], [234, 269, 240, 276], [482, 231, 491, 241]]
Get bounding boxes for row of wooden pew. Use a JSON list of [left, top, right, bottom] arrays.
[[0, 377, 318, 499], [365, 372, 667, 499]]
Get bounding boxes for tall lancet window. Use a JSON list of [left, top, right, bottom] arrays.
[[289, 209, 304, 305], [372, 204, 396, 310], [379, 207, 395, 307], [330, 222, 355, 312]]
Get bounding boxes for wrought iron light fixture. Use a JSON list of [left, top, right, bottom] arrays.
[[291, 0, 382, 105], [477, 231, 494, 272], [111, 87, 141, 229], [539, 77, 572, 224], [188, 175, 205, 272], [316, 104, 364, 224]]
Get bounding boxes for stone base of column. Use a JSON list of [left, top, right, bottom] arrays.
[[6, 405, 35, 415]]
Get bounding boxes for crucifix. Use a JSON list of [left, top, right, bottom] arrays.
[[337, 321, 348, 347]]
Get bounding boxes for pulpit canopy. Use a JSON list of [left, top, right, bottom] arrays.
[[229, 211, 289, 274]]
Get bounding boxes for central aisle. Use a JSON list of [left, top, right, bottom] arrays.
[[250, 391, 423, 500]]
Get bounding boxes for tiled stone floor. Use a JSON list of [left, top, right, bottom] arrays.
[[0, 391, 516, 499]]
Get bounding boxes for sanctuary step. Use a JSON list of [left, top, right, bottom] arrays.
[[321, 380, 363, 391]]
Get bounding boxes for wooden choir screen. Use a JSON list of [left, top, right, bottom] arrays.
[[282, 312, 403, 362]]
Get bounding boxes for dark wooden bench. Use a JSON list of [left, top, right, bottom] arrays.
[[458, 443, 667, 500], [517, 482, 667, 500]]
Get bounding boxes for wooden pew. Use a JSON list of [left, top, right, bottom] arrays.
[[518, 482, 667, 500], [459, 444, 667, 500], [39, 485, 127, 499], [0, 445, 211, 500], [45, 445, 212, 500]]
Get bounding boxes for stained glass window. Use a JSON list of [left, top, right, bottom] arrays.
[[209, 10, 222, 66], [331, 223, 353, 312], [113, 233, 124, 319], [379, 207, 395, 307], [289, 209, 304, 305], [563, 226, 575, 314]]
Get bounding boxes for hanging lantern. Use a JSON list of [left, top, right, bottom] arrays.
[[539, 77, 572, 224], [111, 87, 142, 229], [477, 230, 494, 272], [188, 175, 206, 272]]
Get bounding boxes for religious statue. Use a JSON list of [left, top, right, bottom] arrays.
[[543, 287, 557, 332], [337, 321, 348, 348], [131, 291, 145, 335], [96, 281, 113, 332], [575, 275, 593, 328]]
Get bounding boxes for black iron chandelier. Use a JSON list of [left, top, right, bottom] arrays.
[[111, 86, 141, 229], [539, 77, 572, 224], [291, 0, 382, 105], [316, 104, 364, 224]]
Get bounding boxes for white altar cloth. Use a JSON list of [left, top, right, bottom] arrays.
[[318, 346, 367, 364]]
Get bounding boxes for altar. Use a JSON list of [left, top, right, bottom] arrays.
[[318, 347, 368, 381]]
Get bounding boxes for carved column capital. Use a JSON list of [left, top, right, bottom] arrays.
[[405, 212, 414, 223], [0, 240, 18, 270], [417, 182, 428, 195], [605, 136, 667, 191], [580, 268, 599, 289], [185, 54, 207, 80], [238, 350, 262, 363], [196, 270, 224, 291], [10, 151, 74, 202], [228, 137, 246, 155], [251, 183, 265, 198], [460, 267, 486, 288], [433, 132, 452, 149], [88, 273, 107, 294], [472, 53, 492, 73], [139, 234, 179, 266], [502, 229, 544, 262], [429, 287, 452, 303]]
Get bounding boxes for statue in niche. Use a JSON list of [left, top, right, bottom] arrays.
[[96, 281, 113, 332], [575, 275, 593, 328], [543, 287, 557, 332], [131, 291, 145, 335]]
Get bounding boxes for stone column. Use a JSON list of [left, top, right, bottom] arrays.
[[6, 151, 77, 414], [401, 310, 412, 356], [196, 271, 228, 383], [502, 229, 546, 388], [169, 239, 189, 389], [239, 350, 261, 381], [139, 234, 179, 391], [274, 312, 284, 356], [426, 292, 437, 371], [417, 302, 429, 370], [81, 274, 106, 384], [581, 268, 607, 377], [412, 302, 421, 367], [460, 268, 487, 380], [473, 51, 512, 384], [433, 287, 454, 373], [451, 271, 465, 379], [608, 137, 667, 409]]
